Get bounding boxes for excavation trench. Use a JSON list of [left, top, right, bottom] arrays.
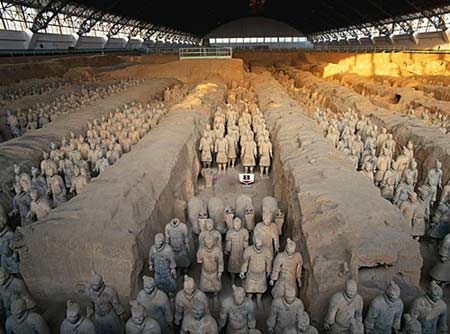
[[250, 71, 421, 325], [285, 67, 450, 190], [0, 78, 177, 209], [18, 78, 226, 330]]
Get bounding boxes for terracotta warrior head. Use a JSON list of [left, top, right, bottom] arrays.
[[232, 285, 246, 306], [66, 300, 81, 324], [90, 271, 104, 292], [130, 300, 145, 325], [385, 281, 401, 302], [286, 238, 296, 256], [183, 275, 196, 296], [233, 217, 242, 231], [344, 280, 358, 300], [427, 281, 443, 302], [154, 233, 165, 250]]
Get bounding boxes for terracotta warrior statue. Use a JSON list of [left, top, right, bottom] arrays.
[[215, 135, 229, 174], [270, 238, 303, 299], [219, 284, 256, 334], [409, 281, 447, 334], [9, 182, 31, 226], [267, 286, 305, 334], [60, 300, 96, 334], [196, 234, 224, 308], [83, 271, 125, 334], [126, 300, 161, 334], [181, 301, 218, 334], [240, 237, 272, 309], [274, 209, 284, 236], [199, 133, 213, 169], [425, 160, 443, 206], [165, 218, 190, 273], [324, 280, 364, 334], [225, 217, 249, 283], [148, 233, 177, 296], [241, 139, 257, 174], [46, 165, 67, 207], [364, 281, 403, 334], [0, 267, 36, 318], [175, 275, 209, 329], [430, 233, 450, 285], [225, 133, 238, 169], [259, 136, 273, 177], [253, 212, 279, 258], [136, 276, 172, 334], [5, 297, 50, 334], [198, 218, 222, 252], [27, 188, 51, 222]]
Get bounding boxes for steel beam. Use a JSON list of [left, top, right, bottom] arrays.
[[30, 0, 70, 32]]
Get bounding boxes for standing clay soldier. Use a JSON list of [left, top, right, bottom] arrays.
[[225, 217, 249, 282], [240, 237, 272, 309], [136, 276, 172, 334], [409, 281, 447, 334], [259, 136, 273, 177], [199, 134, 213, 169], [9, 183, 31, 226], [199, 218, 222, 252], [410, 186, 430, 240], [324, 280, 364, 334], [0, 211, 14, 263], [364, 281, 403, 334], [196, 234, 224, 307], [27, 188, 51, 222], [244, 205, 255, 232], [270, 238, 303, 299], [374, 148, 390, 187], [219, 285, 256, 334], [0, 242, 19, 275], [253, 215, 279, 257], [70, 167, 89, 194], [165, 218, 190, 273], [267, 286, 305, 334], [400, 192, 418, 236], [393, 175, 415, 207], [60, 300, 96, 334], [94, 150, 110, 174], [181, 302, 218, 334], [241, 139, 257, 174], [84, 271, 125, 334], [225, 133, 237, 169], [431, 232, 450, 286], [215, 136, 229, 174], [175, 275, 209, 329], [274, 209, 285, 235], [148, 233, 177, 295], [430, 197, 450, 241], [31, 167, 48, 199], [5, 297, 50, 334], [282, 312, 318, 334], [425, 160, 443, 206], [126, 300, 161, 334], [0, 267, 36, 317], [46, 165, 67, 207], [439, 180, 450, 204]]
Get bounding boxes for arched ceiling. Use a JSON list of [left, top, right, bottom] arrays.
[[71, 0, 450, 36]]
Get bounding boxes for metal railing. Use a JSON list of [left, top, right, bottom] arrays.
[[179, 47, 232, 59], [312, 45, 450, 54], [0, 48, 142, 57]]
